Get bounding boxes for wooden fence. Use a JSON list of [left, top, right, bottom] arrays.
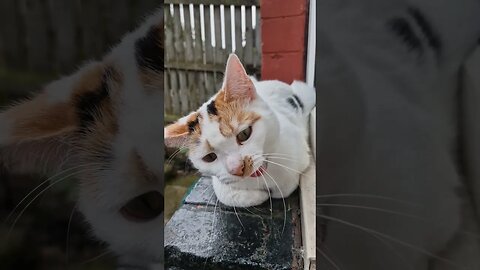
[[164, 0, 261, 116], [0, 0, 160, 74]]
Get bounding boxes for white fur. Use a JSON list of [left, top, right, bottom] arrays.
[[188, 79, 315, 207]]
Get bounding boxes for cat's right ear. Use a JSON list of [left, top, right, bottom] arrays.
[[164, 111, 199, 148]]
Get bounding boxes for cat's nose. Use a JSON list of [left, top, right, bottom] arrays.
[[226, 154, 244, 176], [229, 164, 244, 176]]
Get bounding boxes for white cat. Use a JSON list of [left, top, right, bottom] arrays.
[[165, 54, 315, 207]]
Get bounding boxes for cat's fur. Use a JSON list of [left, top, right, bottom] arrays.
[[0, 8, 164, 269], [317, 0, 480, 269], [165, 54, 315, 207]]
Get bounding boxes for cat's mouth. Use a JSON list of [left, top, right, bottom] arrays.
[[250, 161, 268, 177], [120, 191, 163, 222]]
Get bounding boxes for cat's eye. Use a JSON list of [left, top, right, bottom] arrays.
[[236, 126, 252, 144], [202, 153, 217, 162]]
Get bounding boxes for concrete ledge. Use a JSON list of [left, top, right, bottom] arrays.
[[165, 177, 302, 270]]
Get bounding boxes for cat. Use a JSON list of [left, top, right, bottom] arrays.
[[165, 53, 315, 207], [0, 8, 164, 269], [317, 0, 480, 269]]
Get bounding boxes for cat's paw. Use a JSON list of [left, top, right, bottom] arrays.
[[212, 178, 268, 207]]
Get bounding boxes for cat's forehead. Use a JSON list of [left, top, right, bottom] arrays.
[[197, 91, 260, 135]]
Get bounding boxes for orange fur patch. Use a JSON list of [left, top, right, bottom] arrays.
[[243, 156, 254, 177], [212, 90, 261, 137]]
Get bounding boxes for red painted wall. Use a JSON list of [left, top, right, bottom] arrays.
[[261, 0, 308, 83]]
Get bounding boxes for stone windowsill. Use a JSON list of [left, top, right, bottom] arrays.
[[164, 176, 303, 270]]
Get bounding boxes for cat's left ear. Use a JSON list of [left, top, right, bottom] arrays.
[[222, 54, 256, 102], [164, 111, 198, 148]]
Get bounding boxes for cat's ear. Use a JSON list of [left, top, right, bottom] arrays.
[[164, 111, 198, 148], [0, 62, 112, 174], [222, 54, 256, 102]]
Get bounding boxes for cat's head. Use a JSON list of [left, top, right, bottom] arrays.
[[0, 10, 164, 265], [165, 54, 279, 184]]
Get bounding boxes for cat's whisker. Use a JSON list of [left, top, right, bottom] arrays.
[[317, 246, 341, 270], [4, 163, 96, 224], [65, 204, 77, 268], [317, 203, 424, 221], [370, 233, 415, 270], [318, 203, 480, 240], [6, 167, 98, 243], [264, 156, 303, 163], [318, 214, 467, 269], [262, 169, 287, 235], [166, 146, 188, 166], [259, 172, 273, 219], [229, 187, 245, 230], [263, 159, 306, 175], [76, 249, 112, 266], [316, 193, 421, 208]]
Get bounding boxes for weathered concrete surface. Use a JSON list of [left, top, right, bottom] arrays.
[[165, 177, 302, 270]]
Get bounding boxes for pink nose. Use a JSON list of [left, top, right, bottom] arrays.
[[229, 163, 244, 176], [226, 154, 244, 176]]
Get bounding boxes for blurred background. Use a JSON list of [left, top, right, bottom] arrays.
[[0, 1, 159, 269]]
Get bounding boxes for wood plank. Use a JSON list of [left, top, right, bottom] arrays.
[[244, 6, 254, 67], [49, 0, 76, 72], [79, 0, 105, 60], [21, 0, 50, 71], [224, 5, 233, 54], [192, 5, 203, 63], [165, 0, 260, 7], [173, 5, 185, 63], [165, 5, 175, 62], [0, 0, 26, 69], [105, 0, 130, 46], [183, 4, 194, 62], [169, 69, 181, 115], [177, 70, 189, 114], [192, 5, 206, 104], [254, 5, 261, 70], [213, 5, 223, 65], [234, 6, 243, 59], [203, 4, 212, 65], [164, 69, 172, 113]]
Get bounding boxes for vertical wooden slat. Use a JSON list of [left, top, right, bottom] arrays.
[[173, 5, 189, 115], [203, 4, 212, 66], [234, 6, 243, 60], [164, 7, 175, 115], [183, 4, 198, 110], [105, 0, 130, 46], [164, 68, 172, 114], [213, 6, 223, 65], [79, 0, 104, 60], [0, 0, 25, 69], [244, 6, 254, 68], [170, 70, 181, 115], [193, 5, 206, 105], [224, 5, 233, 55], [22, 0, 50, 71], [49, 0, 76, 72], [254, 5, 261, 70]]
